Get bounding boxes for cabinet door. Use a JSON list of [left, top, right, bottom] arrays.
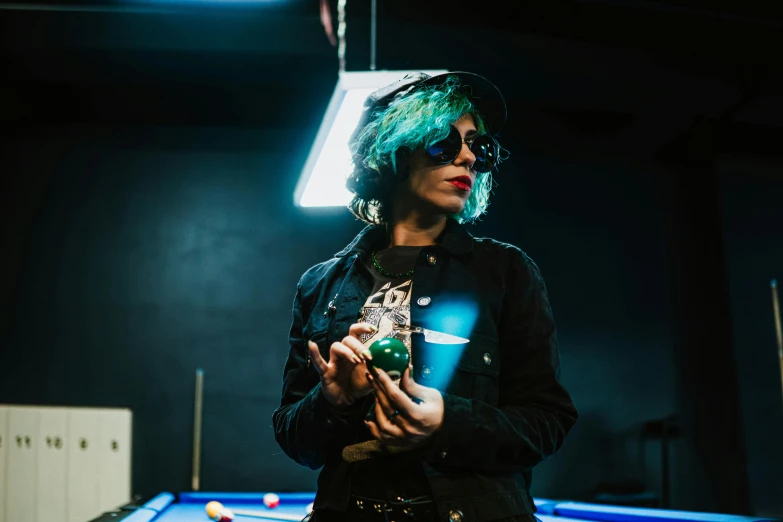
[[7, 407, 40, 522], [36, 408, 68, 522], [66, 409, 101, 522], [0, 406, 9, 522], [98, 409, 132, 511]]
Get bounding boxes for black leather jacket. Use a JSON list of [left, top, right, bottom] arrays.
[[273, 219, 578, 521]]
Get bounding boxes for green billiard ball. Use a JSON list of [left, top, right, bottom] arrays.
[[368, 337, 410, 379]]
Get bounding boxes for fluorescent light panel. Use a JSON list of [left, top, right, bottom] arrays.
[[295, 69, 448, 208]]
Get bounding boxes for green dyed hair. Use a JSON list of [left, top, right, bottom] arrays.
[[346, 76, 503, 225]]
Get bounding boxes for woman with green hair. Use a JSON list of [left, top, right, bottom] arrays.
[[273, 72, 578, 522]]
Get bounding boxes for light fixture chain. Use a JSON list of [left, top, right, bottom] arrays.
[[337, 0, 347, 72], [370, 0, 377, 70]]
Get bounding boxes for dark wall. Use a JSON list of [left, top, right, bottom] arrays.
[[3, 125, 361, 494], [0, 123, 718, 508], [2, 0, 782, 516], [719, 157, 783, 517]]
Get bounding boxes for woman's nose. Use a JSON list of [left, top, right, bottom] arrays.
[[453, 140, 476, 168]]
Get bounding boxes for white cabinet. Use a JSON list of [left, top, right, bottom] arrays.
[[6, 407, 40, 522], [67, 409, 101, 522], [0, 406, 9, 522], [98, 409, 132, 512], [36, 408, 68, 522], [0, 405, 132, 522]]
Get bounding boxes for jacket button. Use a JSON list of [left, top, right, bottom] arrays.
[[426, 254, 437, 266], [483, 353, 492, 365], [421, 366, 433, 379], [449, 510, 464, 522], [417, 296, 431, 306], [324, 293, 338, 317]]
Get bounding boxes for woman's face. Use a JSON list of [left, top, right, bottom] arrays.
[[397, 114, 478, 217]]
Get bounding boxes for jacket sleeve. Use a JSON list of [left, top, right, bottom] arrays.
[[272, 279, 364, 470], [425, 250, 578, 473]]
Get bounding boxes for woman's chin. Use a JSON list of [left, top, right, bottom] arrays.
[[442, 195, 469, 214], [434, 202, 465, 216], [412, 193, 466, 217]]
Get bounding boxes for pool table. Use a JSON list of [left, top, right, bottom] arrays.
[[92, 492, 780, 522]]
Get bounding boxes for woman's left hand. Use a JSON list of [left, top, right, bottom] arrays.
[[364, 366, 444, 446]]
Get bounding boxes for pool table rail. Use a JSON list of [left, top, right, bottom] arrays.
[[109, 493, 782, 522]]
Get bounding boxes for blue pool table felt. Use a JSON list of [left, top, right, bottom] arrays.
[[123, 492, 778, 522], [149, 492, 313, 521]]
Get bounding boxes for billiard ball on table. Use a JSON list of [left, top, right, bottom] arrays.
[[368, 337, 410, 379], [205, 499, 305, 521], [206, 501, 234, 522], [263, 493, 280, 508]]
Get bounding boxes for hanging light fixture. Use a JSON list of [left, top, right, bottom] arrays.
[[295, 0, 447, 207]]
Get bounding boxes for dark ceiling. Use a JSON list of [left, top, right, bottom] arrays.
[[1, 0, 782, 161]]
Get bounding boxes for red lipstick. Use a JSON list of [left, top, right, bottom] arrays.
[[447, 175, 472, 191]]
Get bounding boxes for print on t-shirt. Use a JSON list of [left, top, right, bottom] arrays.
[[358, 280, 413, 354]]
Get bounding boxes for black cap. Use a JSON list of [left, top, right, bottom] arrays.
[[350, 71, 507, 146]]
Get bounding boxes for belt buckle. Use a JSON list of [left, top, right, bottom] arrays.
[[352, 495, 429, 520], [393, 496, 427, 520], [353, 498, 391, 515]]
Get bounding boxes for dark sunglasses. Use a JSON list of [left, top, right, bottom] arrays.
[[425, 125, 499, 173]]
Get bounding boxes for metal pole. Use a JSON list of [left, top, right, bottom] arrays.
[[771, 279, 783, 408], [370, 0, 377, 70], [661, 425, 669, 508], [337, 0, 347, 72], [192, 368, 204, 491]]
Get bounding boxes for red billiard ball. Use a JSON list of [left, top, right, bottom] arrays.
[[263, 493, 280, 509]]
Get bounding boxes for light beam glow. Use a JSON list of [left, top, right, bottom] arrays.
[[298, 88, 374, 207], [295, 70, 448, 208]]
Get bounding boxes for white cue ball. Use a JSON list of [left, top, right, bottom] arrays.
[[263, 493, 280, 509]]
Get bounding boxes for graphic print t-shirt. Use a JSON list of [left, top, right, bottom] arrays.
[[357, 246, 422, 360], [350, 246, 433, 501]]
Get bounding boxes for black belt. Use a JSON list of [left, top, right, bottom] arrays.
[[348, 495, 437, 521]]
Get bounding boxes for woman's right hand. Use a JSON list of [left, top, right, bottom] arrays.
[[308, 323, 377, 408]]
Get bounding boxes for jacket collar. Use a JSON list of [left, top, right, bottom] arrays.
[[335, 218, 474, 258]]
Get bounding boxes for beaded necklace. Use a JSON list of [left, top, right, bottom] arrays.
[[371, 251, 414, 279]]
